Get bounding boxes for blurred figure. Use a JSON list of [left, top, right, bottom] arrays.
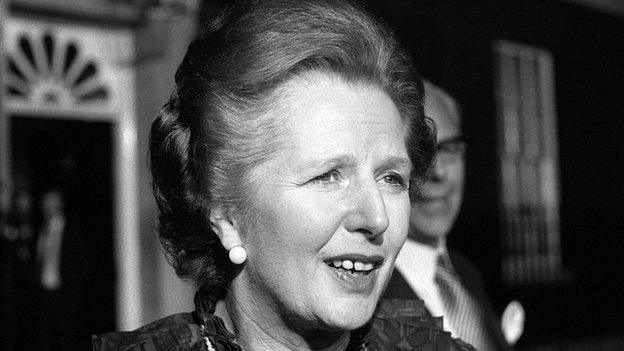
[[384, 80, 514, 350], [10, 189, 35, 262], [0, 181, 17, 351], [1, 187, 35, 259], [1, 181, 11, 237], [35, 189, 87, 351], [38, 190, 65, 291], [1, 185, 36, 351]]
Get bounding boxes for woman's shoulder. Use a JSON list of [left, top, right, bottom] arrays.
[[366, 298, 476, 350], [92, 313, 206, 351]]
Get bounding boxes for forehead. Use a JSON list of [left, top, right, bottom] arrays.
[[424, 88, 460, 141], [276, 73, 407, 153]]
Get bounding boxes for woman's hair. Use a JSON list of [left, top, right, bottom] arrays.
[[150, 0, 436, 301]]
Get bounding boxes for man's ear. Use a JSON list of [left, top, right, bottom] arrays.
[[209, 206, 242, 251]]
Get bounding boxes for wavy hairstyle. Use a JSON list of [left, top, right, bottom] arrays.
[[150, 0, 436, 302]]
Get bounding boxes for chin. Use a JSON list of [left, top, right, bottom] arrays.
[[308, 261, 392, 330], [427, 226, 451, 241], [315, 294, 379, 330], [413, 216, 453, 242], [325, 303, 376, 330], [430, 218, 455, 237]]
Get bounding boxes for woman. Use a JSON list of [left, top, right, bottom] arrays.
[[94, 0, 473, 350]]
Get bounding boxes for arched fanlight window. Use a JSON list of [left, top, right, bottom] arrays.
[[4, 31, 109, 106]]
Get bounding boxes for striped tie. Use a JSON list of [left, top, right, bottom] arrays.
[[435, 254, 494, 351]]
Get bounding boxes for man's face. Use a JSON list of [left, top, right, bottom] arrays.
[[41, 191, 63, 219], [409, 90, 465, 246]]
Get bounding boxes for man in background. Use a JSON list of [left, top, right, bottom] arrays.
[[384, 80, 514, 350], [1, 185, 36, 351], [35, 190, 87, 351]]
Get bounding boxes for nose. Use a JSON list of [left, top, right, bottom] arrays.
[[429, 159, 447, 182], [343, 178, 390, 239]]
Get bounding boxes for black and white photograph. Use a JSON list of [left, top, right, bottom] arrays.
[[1, 0, 623, 350]]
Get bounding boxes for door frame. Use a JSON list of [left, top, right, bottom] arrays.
[[0, 10, 142, 330]]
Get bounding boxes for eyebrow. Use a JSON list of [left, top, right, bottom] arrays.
[[295, 154, 412, 175], [376, 156, 412, 174], [296, 154, 357, 172], [438, 135, 464, 144]]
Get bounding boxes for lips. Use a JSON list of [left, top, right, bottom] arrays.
[[331, 259, 374, 272], [323, 254, 384, 293]]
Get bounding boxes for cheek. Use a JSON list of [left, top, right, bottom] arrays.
[[450, 162, 466, 185], [248, 193, 342, 260], [384, 194, 411, 251]]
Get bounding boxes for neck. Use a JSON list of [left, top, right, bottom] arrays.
[[222, 287, 351, 351]]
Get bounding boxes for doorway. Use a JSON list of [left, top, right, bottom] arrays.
[[9, 116, 115, 350]]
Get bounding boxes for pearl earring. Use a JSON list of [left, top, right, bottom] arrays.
[[228, 246, 247, 265]]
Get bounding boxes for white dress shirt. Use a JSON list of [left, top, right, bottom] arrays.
[[37, 215, 65, 290], [394, 238, 458, 336]]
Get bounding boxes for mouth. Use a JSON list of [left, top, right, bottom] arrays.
[[323, 255, 384, 293], [421, 192, 450, 202], [325, 256, 382, 275], [419, 195, 451, 210], [423, 196, 447, 204]]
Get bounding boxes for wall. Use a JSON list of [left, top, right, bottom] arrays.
[[134, 7, 197, 325]]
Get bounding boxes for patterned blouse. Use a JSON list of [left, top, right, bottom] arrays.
[[93, 299, 475, 351]]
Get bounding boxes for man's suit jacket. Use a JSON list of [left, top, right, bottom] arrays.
[[384, 250, 511, 350]]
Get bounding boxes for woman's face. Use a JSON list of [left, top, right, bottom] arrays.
[[234, 73, 412, 332]]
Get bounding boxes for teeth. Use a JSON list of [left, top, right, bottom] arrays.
[[329, 259, 375, 272]]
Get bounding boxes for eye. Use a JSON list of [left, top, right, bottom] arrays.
[[437, 138, 466, 156], [311, 170, 341, 184], [381, 173, 408, 189]]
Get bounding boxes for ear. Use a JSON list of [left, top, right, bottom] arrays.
[[209, 206, 243, 251]]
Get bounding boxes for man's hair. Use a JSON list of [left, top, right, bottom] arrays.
[[423, 79, 462, 128]]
